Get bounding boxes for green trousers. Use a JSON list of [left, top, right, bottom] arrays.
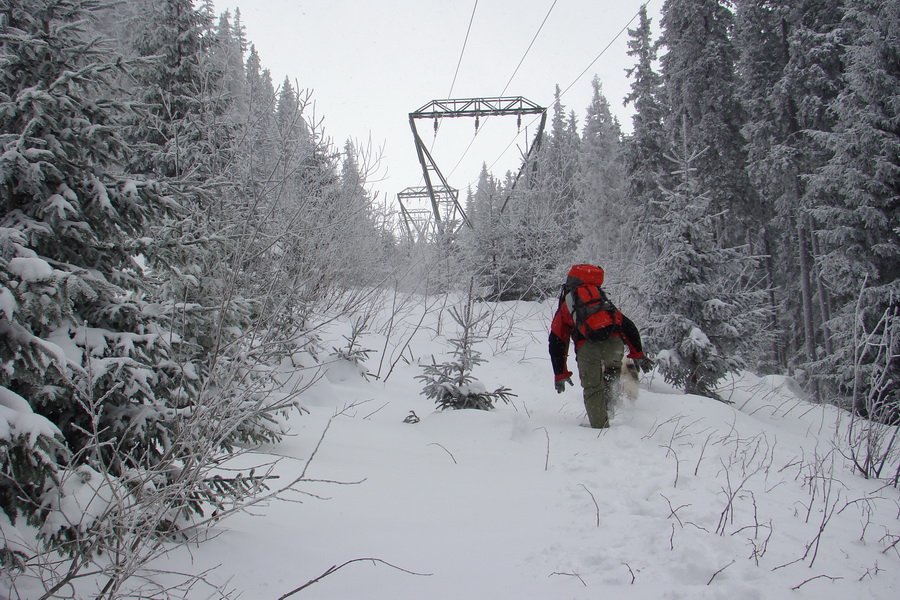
[[575, 337, 625, 428]]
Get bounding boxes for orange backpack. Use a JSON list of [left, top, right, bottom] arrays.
[[564, 264, 623, 342]]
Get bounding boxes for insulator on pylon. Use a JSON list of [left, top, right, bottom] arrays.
[[517, 113, 522, 131], [474, 115, 480, 131], [434, 118, 438, 134]]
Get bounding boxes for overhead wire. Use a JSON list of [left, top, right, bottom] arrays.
[[559, 2, 647, 99], [423, 0, 479, 182], [444, 0, 560, 182], [475, 1, 650, 189], [447, 0, 479, 99], [499, 0, 559, 98]]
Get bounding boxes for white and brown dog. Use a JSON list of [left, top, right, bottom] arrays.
[[605, 357, 641, 420], [620, 357, 641, 401]]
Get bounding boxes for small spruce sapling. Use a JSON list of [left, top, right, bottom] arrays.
[[417, 281, 515, 410], [330, 317, 375, 380]]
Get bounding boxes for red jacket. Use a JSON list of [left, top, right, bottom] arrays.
[[548, 291, 645, 381]]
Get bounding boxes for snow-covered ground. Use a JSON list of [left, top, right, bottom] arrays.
[[162, 296, 898, 600], [42, 296, 900, 599]]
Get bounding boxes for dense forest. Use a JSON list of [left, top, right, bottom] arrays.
[[0, 0, 897, 596]]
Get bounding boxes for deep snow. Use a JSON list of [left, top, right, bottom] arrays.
[[169, 297, 899, 600], [16, 296, 900, 599]]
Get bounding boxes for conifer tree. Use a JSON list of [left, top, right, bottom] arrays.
[[124, 0, 215, 179], [734, 0, 845, 384], [244, 45, 278, 190], [623, 5, 667, 240], [575, 77, 627, 263], [0, 0, 190, 546], [808, 0, 900, 414], [465, 165, 504, 297], [541, 86, 580, 246], [659, 0, 757, 247], [417, 280, 514, 410], [646, 122, 770, 400], [211, 10, 251, 129]]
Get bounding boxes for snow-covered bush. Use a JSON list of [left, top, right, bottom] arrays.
[[645, 130, 771, 400], [0, 0, 299, 593], [329, 317, 375, 381], [417, 283, 514, 410]]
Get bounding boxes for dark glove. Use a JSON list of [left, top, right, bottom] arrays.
[[555, 376, 574, 394], [635, 356, 654, 374]]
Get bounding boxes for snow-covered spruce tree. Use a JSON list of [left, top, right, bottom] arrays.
[[619, 5, 669, 320], [807, 0, 900, 415], [575, 77, 628, 266], [623, 3, 667, 237], [417, 281, 515, 410], [734, 0, 844, 382], [659, 0, 759, 249], [646, 122, 771, 400], [0, 0, 188, 549], [459, 164, 526, 300], [538, 86, 581, 251], [120, 0, 217, 180], [0, 2, 294, 586]]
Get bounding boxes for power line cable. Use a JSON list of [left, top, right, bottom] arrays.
[[559, 2, 647, 99], [448, 0, 479, 99], [499, 0, 559, 97], [470, 2, 650, 191], [445, 0, 559, 181], [424, 0, 479, 182]]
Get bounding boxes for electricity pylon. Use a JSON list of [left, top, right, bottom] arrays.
[[408, 96, 547, 236]]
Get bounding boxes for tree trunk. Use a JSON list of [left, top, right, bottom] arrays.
[[797, 217, 820, 402], [809, 221, 834, 355]]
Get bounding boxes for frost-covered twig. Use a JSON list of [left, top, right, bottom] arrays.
[[791, 574, 843, 590], [549, 571, 587, 586], [622, 562, 636, 584], [535, 427, 550, 471]]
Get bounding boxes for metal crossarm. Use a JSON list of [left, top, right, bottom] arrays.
[[410, 96, 546, 120], [408, 96, 546, 235]]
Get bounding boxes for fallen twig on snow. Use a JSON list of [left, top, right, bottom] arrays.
[[579, 483, 600, 527], [428, 442, 458, 464], [534, 426, 550, 470], [706, 560, 735, 585], [791, 574, 843, 590], [622, 562, 636, 584], [277, 558, 432, 599], [549, 571, 586, 586]]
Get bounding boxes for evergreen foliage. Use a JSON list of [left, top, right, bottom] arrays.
[[575, 77, 628, 263], [646, 126, 770, 400], [735, 0, 845, 383], [417, 282, 514, 410], [808, 0, 900, 414], [623, 4, 667, 238], [660, 0, 757, 247], [0, 0, 375, 581], [0, 0, 186, 526]]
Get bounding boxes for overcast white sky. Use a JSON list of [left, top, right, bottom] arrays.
[[212, 0, 662, 210]]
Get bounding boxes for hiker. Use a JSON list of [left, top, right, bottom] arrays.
[[549, 264, 652, 428]]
